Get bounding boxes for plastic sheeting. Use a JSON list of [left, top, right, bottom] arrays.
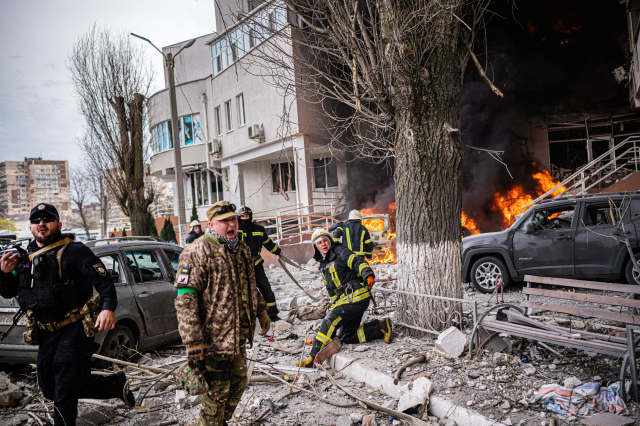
[[534, 382, 629, 418]]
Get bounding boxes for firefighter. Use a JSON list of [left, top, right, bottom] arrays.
[[174, 200, 270, 426], [236, 205, 282, 321], [0, 203, 134, 426], [186, 220, 204, 245], [329, 209, 374, 259], [296, 228, 392, 368]]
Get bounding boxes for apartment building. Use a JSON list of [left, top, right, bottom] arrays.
[[147, 0, 349, 222], [0, 158, 71, 223]]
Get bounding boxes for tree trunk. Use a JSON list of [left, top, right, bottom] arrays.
[[394, 16, 465, 334]]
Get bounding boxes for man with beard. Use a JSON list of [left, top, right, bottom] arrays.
[[236, 205, 282, 321], [0, 203, 133, 426], [174, 200, 270, 426]]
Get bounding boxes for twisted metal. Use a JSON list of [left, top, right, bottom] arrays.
[[365, 285, 478, 336]]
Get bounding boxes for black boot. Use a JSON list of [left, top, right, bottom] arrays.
[[114, 371, 136, 407], [267, 305, 281, 322]]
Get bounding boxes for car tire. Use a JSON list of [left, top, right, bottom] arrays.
[[99, 325, 136, 362], [625, 257, 640, 285], [470, 256, 511, 294]]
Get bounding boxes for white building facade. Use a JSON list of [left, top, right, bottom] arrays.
[[148, 0, 349, 222]]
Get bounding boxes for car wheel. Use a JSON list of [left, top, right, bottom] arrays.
[[470, 256, 511, 294], [625, 257, 640, 285], [100, 325, 136, 361]]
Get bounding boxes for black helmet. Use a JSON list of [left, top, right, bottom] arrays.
[[237, 205, 253, 226]]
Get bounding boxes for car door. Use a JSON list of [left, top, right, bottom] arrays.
[[512, 203, 576, 276], [122, 247, 178, 337], [575, 199, 632, 276]]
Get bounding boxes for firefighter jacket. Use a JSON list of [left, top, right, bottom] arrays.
[[329, 221, 374, 258], [0, 233, 118, 324], [185, 231, 203, 245], [173, 232, 267, 356], [313, 243, 374, 310], [238, 221, 281, 267]]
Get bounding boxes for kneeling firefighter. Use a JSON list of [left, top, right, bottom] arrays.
[[237, 205, 282, 321], [296, 228, 392, 368], [0, 203, 134, 426], [329, 209, 374, 259]]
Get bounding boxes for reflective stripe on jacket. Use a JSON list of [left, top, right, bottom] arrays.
[[329, 221, 374, 258], [238, 222, 281, 267]]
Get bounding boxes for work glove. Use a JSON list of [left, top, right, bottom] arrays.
[[186, 344, 205, 362], [258, 310, 271, 336], [367, 275, 375, 290]]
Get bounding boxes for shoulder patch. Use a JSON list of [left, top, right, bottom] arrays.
[[176, 274, 190, 286], [93, 264, 107, 276]]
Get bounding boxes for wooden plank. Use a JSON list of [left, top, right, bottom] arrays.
[[523, 287, 640, 309], [502, 309, 628, 344], [482, 320, 628, 353], [523, 275, 640, 295], [522, 300, 640, 324]]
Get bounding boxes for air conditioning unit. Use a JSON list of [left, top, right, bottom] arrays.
[[248, 124, 264, 142], [208, 139, 222, 157]]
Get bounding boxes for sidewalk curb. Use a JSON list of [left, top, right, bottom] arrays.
[[327, 353, 505, 426]]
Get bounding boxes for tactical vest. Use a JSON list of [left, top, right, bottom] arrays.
[[16, 241, 89, 311]]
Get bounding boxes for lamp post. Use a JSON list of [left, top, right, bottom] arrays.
[[131, 33, 196, 246]]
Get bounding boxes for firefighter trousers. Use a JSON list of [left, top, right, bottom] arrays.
[[254, 263, 279, 320], [309, 299, 383, 358]]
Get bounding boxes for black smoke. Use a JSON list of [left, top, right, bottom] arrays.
[[461, 0, 629, 232]]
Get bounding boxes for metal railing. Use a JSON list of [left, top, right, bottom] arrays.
[[522, 133, 640, 213], [364, 279, 478, 336], [253, 200, 346, 246]]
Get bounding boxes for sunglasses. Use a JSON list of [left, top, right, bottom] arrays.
[[30, 216, 57, 224], [213, 204, 237, 217]]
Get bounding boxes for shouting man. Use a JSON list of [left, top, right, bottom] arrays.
[[174, 200, 271, 426]]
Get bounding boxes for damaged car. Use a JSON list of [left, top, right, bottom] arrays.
[[462, 192, 640, 292], [0, 237, 182, 364]]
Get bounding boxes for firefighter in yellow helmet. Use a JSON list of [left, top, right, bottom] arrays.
[[296, 228, 392, 367]]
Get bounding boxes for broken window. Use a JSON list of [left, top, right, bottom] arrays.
[[522, 205, 574, 231], [313, 158, 338, 189], [271, 162, 296, 194], [581, 202, 627, 227], [125, 251, 164, 283], [99, 254, 125, 285], [163, 249, 181, 274]]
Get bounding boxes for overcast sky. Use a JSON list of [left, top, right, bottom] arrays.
[[0, 0, 217, 169]]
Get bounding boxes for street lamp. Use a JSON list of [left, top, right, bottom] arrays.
[[131, 33, 196, 246]]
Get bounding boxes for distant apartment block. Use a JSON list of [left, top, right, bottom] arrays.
[[0, 158, 71, 221]]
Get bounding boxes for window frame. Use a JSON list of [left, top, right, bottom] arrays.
[[236, 94, 246, 127], [271, 161, 296, 194], [313, 157, 339, 189], [214, 106, 222, 136], [225, 100, 234, 132], [98, 252, 127, 286], [123, 249, 167, 283], [520, 204, 576, 232]]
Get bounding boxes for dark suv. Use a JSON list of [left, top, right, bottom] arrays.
[[462, 192, 640, 293], [0, 237, 182, 364]]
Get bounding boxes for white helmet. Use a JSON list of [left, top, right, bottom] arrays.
[[348, 209, 362, 221], [190, 220, 201, 229], [311, 228, 332, 246]]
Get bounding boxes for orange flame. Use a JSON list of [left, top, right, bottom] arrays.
[[492, 164, 566, 226], [461, 212, 480, 235], [359, 203, 397, 264], [362, 218, 385, 232]]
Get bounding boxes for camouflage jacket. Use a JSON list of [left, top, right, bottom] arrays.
[[174, 232, 267, 356]]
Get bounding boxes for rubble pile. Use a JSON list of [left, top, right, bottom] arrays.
[[1, 263, 638, 425]]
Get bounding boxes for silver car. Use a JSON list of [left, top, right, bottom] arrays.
[[0, 237, 182, 364]]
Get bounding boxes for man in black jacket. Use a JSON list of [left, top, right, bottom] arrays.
[[237, 205, 282, 321], [0, 203, 134, 426], [329, 209, 374, 259], [186, 219, 203, 245], [295, 228, 392, 367]]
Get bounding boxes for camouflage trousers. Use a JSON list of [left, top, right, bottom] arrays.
[[196, 346, 248, 426]]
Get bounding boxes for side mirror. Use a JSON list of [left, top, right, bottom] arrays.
[[523, 223, 535, 233]]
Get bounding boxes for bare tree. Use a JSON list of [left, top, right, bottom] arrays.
[[68, 25, 156, 236], [69, 168, 97, 239], [232, 0, 495, 330]]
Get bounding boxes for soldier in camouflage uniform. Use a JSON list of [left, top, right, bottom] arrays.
[[174, 201, 271, 426]]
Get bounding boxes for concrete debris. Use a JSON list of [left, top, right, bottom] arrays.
[[354, 345, 370, 352], [279, 296, 298, 311], [397, 377, 432, 412], [272, 320, 292, 331], [336, 415, 353, 426], [0, 373, 22, 404], [382, 399, 397, 410], [434, 327, 467, 358], [563, 377, 582, 389], [362, 413, 377, 426], [524, 367, 536, 376], [350, 412, 364, 423], [142, 397, 164, 408], [442, 419, 456, 426]]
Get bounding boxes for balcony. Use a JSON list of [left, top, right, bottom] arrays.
[[150, 143, 208, 181]]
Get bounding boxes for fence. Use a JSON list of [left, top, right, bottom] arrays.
[[253, 200, 346, 246], [364, 279, 478, 336]]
